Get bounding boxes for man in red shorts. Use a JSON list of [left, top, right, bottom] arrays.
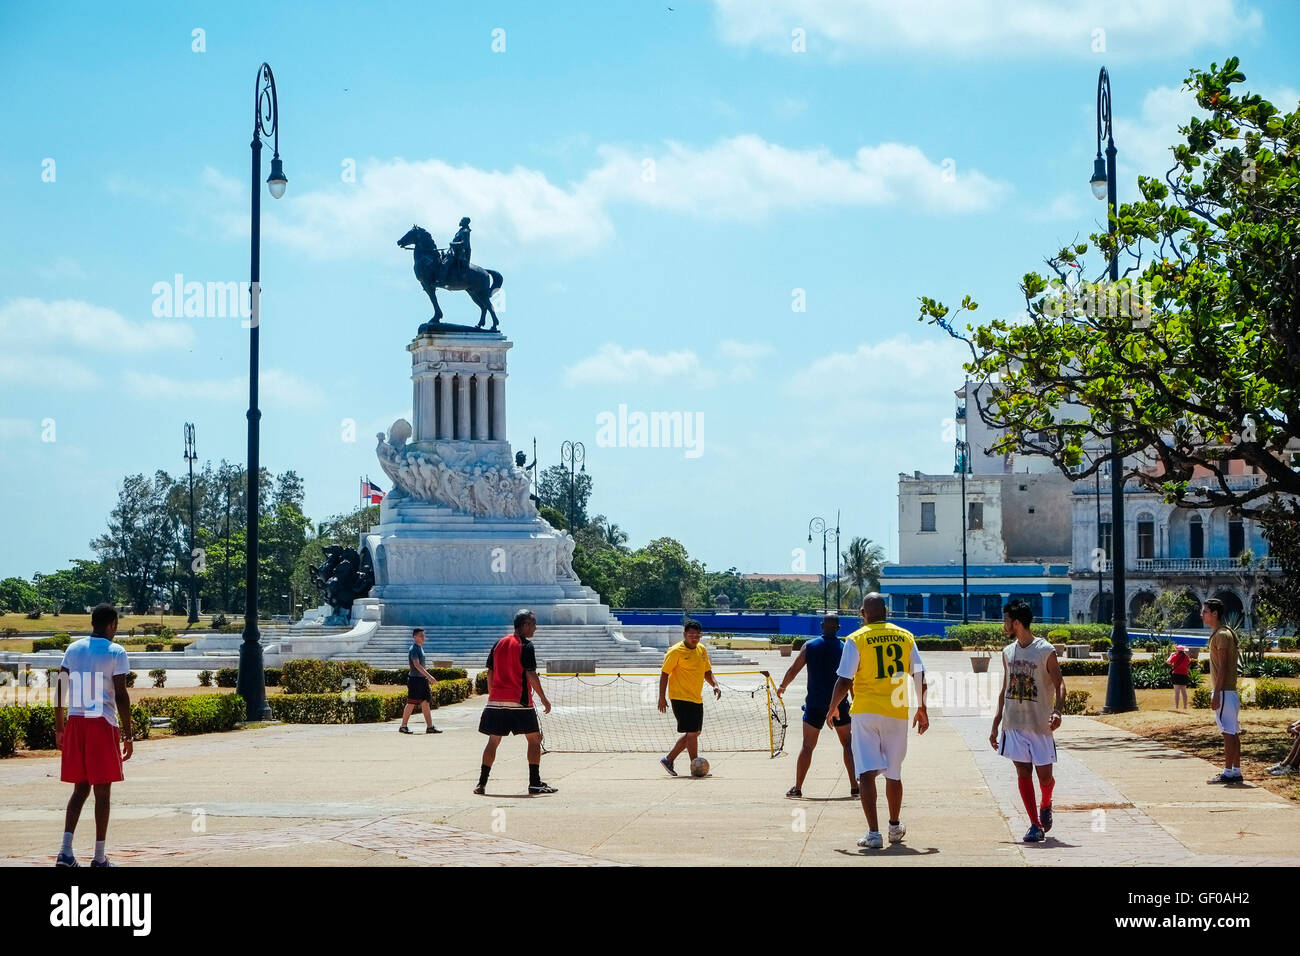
[[475, 609, 555, 795], [54, 603, 133, 867]]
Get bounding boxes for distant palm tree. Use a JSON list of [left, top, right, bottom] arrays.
[[842, 537, 885, 601], [604, 522, 628, 549]]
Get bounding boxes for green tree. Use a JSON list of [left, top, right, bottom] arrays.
[[1135, 591, 1198, 641], [841, 537, 886, 599], [537, 464, 592, 527], [616, 537, 705, 610], [93, 472, 178, 613], [32, 569, 82, 615], [0, 577, 38, 614], [920, 58, 1300, 518], [1261, 501, 1300, 631]]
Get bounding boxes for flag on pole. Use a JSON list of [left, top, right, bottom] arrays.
[[361, 478, 385, 504]]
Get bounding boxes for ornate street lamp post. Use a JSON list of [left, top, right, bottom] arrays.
[[808, 517, 829, 613], [1090, 66, 1136, 712], [239, 62, 288, 721], [560, 440, 585, 531]]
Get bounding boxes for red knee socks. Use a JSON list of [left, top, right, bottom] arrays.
[[1018, 777, 1040, 826], [1039, 778, 1054, 810]]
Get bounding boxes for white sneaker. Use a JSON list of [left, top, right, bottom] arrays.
[[888, 822, 907, 844], [1269, 765, 1296, 777], [857, 831, 884, 849]]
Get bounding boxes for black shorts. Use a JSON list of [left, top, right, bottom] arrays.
[[407, 675, 431, 703], [1171, 673, 1190, 686], [478, 706, 540, 737], [670, 699, 704, 734], [803, 699, 851, 728]]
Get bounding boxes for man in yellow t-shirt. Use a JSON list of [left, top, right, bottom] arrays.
[[657, 620, 721, 776], [826, 594, 928, 849]]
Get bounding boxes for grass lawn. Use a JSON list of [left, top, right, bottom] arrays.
[[0, 613, 212, 636]]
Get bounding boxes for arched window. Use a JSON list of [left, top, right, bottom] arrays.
[[1229, 517, 1245, 557]]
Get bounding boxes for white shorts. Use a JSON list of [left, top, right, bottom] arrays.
[[849, 713, 908, 780], [998, 728, 1057, 765], [1214, 691, 1240, 736]]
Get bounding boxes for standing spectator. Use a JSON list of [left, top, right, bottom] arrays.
[[1167, 644, 1192, 711], [53, 603, 133, 867], [475, 610, 555, 795], [1204, 599, 1242, 784], [399, 628, 441, 734]]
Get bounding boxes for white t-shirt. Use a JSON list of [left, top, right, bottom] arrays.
[[59, 636, 131, 727]]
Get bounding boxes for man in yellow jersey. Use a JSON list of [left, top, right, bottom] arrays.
[[657, 619, 721, 776], [826, 593, 928, 849], [1204, 598, 1243, 784]]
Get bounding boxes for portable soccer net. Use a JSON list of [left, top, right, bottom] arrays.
[[536, 670, 787, 757]]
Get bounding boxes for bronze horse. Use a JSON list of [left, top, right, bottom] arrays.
[[397, 225, 504, 332]]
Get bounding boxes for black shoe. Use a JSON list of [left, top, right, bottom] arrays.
[[473, 783, 486, 795], [426, 726, 442, 734], [1040, 806, 1053, 833], [55, 851, 78, 867], [398, 725, 412, 734], [528, 782, 557, 794], [90, 858, 114, 868]]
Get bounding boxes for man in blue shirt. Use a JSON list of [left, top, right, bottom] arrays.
[[776, 612, 855, 798], [399, 628, 442, 734]]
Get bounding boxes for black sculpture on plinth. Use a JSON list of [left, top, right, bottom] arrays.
[[310, 546, 375, 625], [397, 221, 504, 333]]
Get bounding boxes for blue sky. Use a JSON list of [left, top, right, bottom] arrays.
[[2, 0, 1297, 581]]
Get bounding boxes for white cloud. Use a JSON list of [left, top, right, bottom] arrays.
[[584, 136, 1005, 218], [0, 298, 195, 353], [785, 335, 970, 403], [720, 340, 777, 382], [122, 368, 325, 409], [712, 0, 1261, 58], [250, 135, 1004, 260], [0, 354, 99, 388], [564, 344, 701, 387]]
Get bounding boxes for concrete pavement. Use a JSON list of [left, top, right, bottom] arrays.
[[2, 651, 1296, 866]]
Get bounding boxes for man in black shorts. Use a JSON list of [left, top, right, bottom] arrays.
[[475, 610, 555, 795], [399, 628, 441, 734], [657, 620, 721, 776], [777, 612, 855, 798]]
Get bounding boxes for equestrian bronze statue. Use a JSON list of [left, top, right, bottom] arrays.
[[397, 220, 504, 333]]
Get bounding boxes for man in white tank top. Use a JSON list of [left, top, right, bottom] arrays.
[[989, 600, 1065, 843]]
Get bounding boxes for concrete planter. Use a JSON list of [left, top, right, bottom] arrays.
[[779, 645, 793, 657], [970, 656, 991, 673], [1052, 643, 1066, 657]]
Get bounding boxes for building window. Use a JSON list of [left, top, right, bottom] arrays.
[[1137, 514, 1155, 560], [944, 595, 963, 617], [1099, 520, 1112, 560], [968, 502, 983, 530], [905, 594, 924, 615], [921, 501, 936, 532], [1189, 514, 1204, 560], [1229, 517, 1244, 557]]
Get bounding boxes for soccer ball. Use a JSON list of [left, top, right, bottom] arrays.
[[690, 757, 709, 777]]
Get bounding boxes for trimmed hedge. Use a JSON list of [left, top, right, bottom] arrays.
[[216, 668, 238, 687], [148, 668, 167, 688], [475, 670, 489, 695], [0, 709, 19, 756], [264, 667, 282, 687], [1193, 680, 1300, 710], [1278, 637, 1297, 652], [372, 666, 469, 686], [916, 638, 963, 651], [1063, 690, 1091, 715], [130, 704, 151, 740], [170, 694, 246, 734], [945, 623, 1113, 647], [1241, 657, 1300, 679], [1058, 659, 1109, 676], [270, 693, 385, 724], [791, 638, 808, 651], [281, 659, 373, 695], [21, 706, 56, 749], [1131, 659, 1202, 690], [197, 669, 213, 687], [32, 636, 73, 652]]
